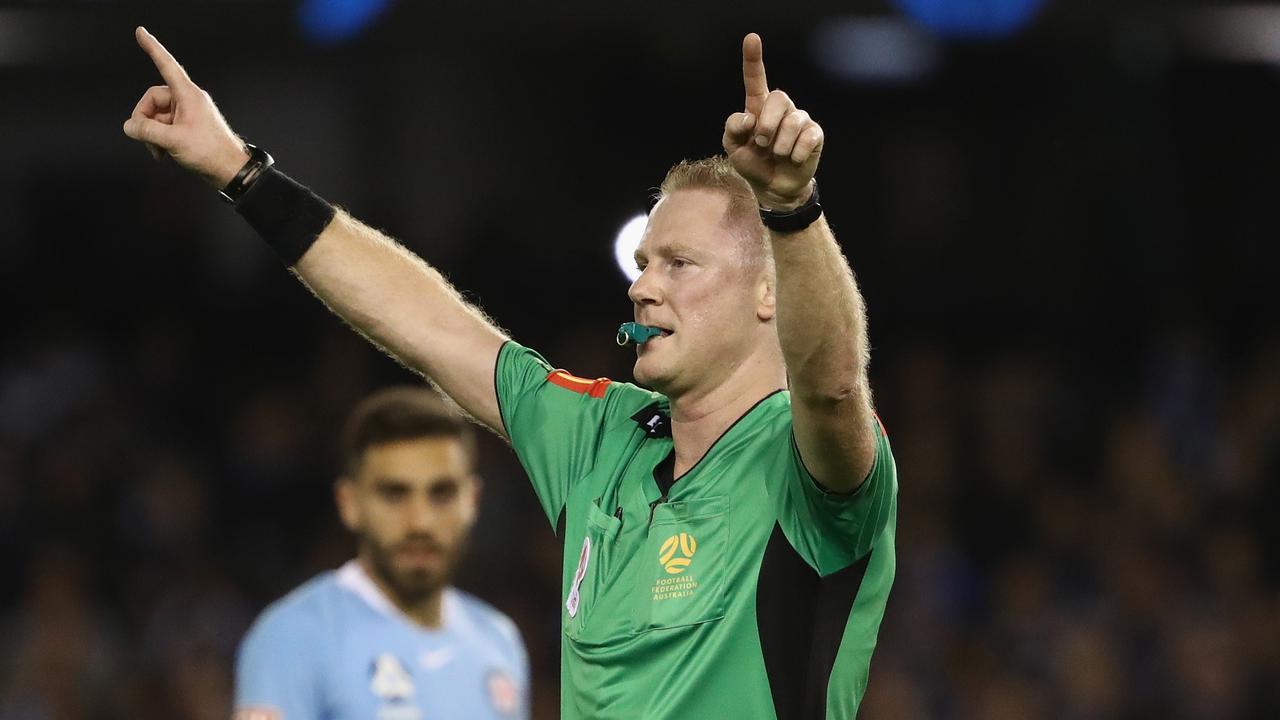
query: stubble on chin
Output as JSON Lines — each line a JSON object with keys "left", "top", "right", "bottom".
{"left": 365, "top": 541, "right": 443, "bottom": 605}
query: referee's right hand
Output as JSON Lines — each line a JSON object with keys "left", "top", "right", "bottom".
{"left": 122, "top": 26, "right": 250, "bottom": 190}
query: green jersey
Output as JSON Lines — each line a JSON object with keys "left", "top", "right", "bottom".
{"left": 495, "top": 340, "right": 897, "bottom": 719}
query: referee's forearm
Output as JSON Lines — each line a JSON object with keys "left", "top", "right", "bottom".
{"left": 290, "top": 210, "right": 509, "bottom": 430}
{"left": 771, "top": 216, "right": 870, "bottom": 407}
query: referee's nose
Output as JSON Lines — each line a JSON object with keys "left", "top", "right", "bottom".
{"left": 628, "top": 266, "right": 661, "bottom": 308}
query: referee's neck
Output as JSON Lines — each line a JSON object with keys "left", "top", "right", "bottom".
{"left": 667, "top": 356, "right": 785, "bottom": 478}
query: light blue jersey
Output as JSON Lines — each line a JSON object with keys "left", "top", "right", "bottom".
{"left": 234, "top": 561, "right": 529, "bottom": 720}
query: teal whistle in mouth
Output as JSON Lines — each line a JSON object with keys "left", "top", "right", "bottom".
{"left": 617, "top": 322, "right": 663, "bottom": 346}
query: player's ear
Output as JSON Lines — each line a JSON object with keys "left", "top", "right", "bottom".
{"left": 464, "top": 474, "right": 484, "bottom": 516}
{"left": 335, "top": 476, "right": 362, "bottom": 531}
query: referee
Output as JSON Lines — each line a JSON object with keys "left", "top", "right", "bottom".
{"left": 124, "top": 28, "right": 897, "bottom": 720}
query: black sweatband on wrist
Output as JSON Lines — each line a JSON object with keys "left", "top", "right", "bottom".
{"left": 759, "top": 180, "right": 822, "bottom": 234}
{"left": 220, "top": 143, "right": 273, "bottom": 204}
{"left": 234, "top": 166, "right": 336, "bottom": 266}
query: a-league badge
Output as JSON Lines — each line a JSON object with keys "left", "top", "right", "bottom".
{"left": 486, "top": 668, "right": 520, "bottom": 716}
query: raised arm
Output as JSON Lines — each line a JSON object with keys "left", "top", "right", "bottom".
{"left": 722, "top": 33, "right": 877, "bottom": 493}
{"left": 121, "top": 27, "right": 508, "bottom": 434}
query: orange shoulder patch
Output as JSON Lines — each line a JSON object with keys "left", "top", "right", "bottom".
{"left": 547, "top": 370, "right": 611, "bottom": 399}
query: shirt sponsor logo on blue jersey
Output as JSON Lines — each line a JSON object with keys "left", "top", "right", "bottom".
{"left": 371, "top": 653, "right": 420, "bottom": 720}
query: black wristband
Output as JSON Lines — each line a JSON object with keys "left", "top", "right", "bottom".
{"left": 234, "top": 166, "right": 336, "bottom": 266}
{"left": 759, "top": 181, "right": 822, "bottom": 234}
{"left": 219, "top": 143, "right": 273, "bottom": 204}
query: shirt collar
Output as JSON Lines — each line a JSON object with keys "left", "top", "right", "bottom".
{"left": 335, "top": 560, "right": 457, "bottom": 630}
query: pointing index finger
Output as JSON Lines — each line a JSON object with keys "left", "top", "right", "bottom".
{"left": 742, "top": 32, "right": 768, "bottom": 116}
{"left": 135, "top": 26, "right": 192, "bottom": 89}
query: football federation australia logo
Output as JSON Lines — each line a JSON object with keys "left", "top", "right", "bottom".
{"left": 658, "top": 532, "right": 697, "bottom": 574}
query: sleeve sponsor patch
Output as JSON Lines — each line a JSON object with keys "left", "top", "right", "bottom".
{"left": 233, "top": 708, "right": 282, "bottom": 720}
{"left": 546, "top": 370, "right": 611, "bottom": 399}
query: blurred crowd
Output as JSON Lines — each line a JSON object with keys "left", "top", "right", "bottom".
{"left": 1, "top": 306, "right": 1276, "bottom": 719}
{"left": 861, "top": 337, "right": 1280, "bottom": 719}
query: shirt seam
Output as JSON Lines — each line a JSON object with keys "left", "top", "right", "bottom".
{"left": 791, "top": 424, "right": 880, "bottom": 501}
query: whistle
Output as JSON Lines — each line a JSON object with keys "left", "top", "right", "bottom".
{"left": 616, "top": 322, "right": 663, "bottom": 346}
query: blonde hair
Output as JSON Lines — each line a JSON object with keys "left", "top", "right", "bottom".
{"left": 657, "top": 156, "right": 770, "bottom": 268}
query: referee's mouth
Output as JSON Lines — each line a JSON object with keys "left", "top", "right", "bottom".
{"left": 638, "top": 327, "right": 674, "bottom": 350}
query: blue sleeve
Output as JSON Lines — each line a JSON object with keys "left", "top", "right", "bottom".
{"left": 234, "top": 600, "right": 328, "bottom": 720}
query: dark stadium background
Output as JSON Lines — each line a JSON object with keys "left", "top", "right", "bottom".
{"left": 2, "top": 1, "right": 1279, "bottom": 718}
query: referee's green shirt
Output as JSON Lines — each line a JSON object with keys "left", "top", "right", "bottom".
{"left": 495, "top": 340, "right": 897, "bottom": 720}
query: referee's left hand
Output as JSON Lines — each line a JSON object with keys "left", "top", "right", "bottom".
{"left": 122, "top": 26, "right": 251, "bottom": 190}
{"left": 722, "top": 33, "right": 823, "bottom": 212}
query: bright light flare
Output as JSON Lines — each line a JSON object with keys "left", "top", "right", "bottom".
{"left": 613, "top": 214, "right": 648, "bottom": 283}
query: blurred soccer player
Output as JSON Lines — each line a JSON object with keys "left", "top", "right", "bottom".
{"left": 126, "top": 28, "right": 897, "bottom": 719}
{"left": 233, "top": 388, "right": 528, "bottom": 720}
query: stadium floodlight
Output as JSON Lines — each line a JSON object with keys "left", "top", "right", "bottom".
{"left": 892, "top": 0, "right": 1046, "bottom": 40}
{"left": 299, "top": 0, "right": 394, "bottom": 45}
{"left": 812, "top": 17, "right": 940, "bottom": 85}
{"left": 614, "top": 213, "right": 648, "bottom": 283}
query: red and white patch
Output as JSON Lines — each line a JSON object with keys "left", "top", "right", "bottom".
{"left": 234, "top": 708, "right": 281, "bottom": 720}
{"left": 486, "top": 669, "right": 521, "bottom": 716}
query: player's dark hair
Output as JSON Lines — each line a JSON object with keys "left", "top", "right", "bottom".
{"left": 340, "top": 386, "right": 476, "bottom": 474}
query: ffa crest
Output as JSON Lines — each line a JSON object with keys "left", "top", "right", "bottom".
{"left": 659, "top": 532, "right": 697, "bottom": 574}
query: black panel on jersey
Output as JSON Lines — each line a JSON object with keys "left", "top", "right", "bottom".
{"left": 756, "top": 523, "right": 871, "bottom": 719}
{"left": 653, "top": 449, "right": 677, "bottom": 497}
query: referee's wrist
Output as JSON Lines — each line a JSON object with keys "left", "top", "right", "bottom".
{"left": 226, "top": 148, "right": 336, "bottom": 266}
{"left": 759, "top": 180, "right": 822, "bottom": 234}
{"left": 212, "top": 144, "right": 252, "bottom": 190}
{"left": 757, "top": 181, "right": 815, "bottom": 213}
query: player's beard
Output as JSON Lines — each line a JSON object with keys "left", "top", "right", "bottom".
{"left": 362, "top": 533, "right": 469, "bottom": 606}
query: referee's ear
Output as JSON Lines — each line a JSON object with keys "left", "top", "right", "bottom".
{"left": 756, "top": 273, "right": 776, "bottom": 322}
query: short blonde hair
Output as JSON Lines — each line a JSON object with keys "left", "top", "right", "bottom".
{"left": 657, "top": 156, "right": 769, "bottom": 265}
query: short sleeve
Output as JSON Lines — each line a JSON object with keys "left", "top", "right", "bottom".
{"left": 494, "top": 340, "right": 617, "bottom": 527}
{"left": 775, "top": 415, "right": 898, "bottom": 576}
{"left": 234, "top": 603, "right": 326, "bottom": 720}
